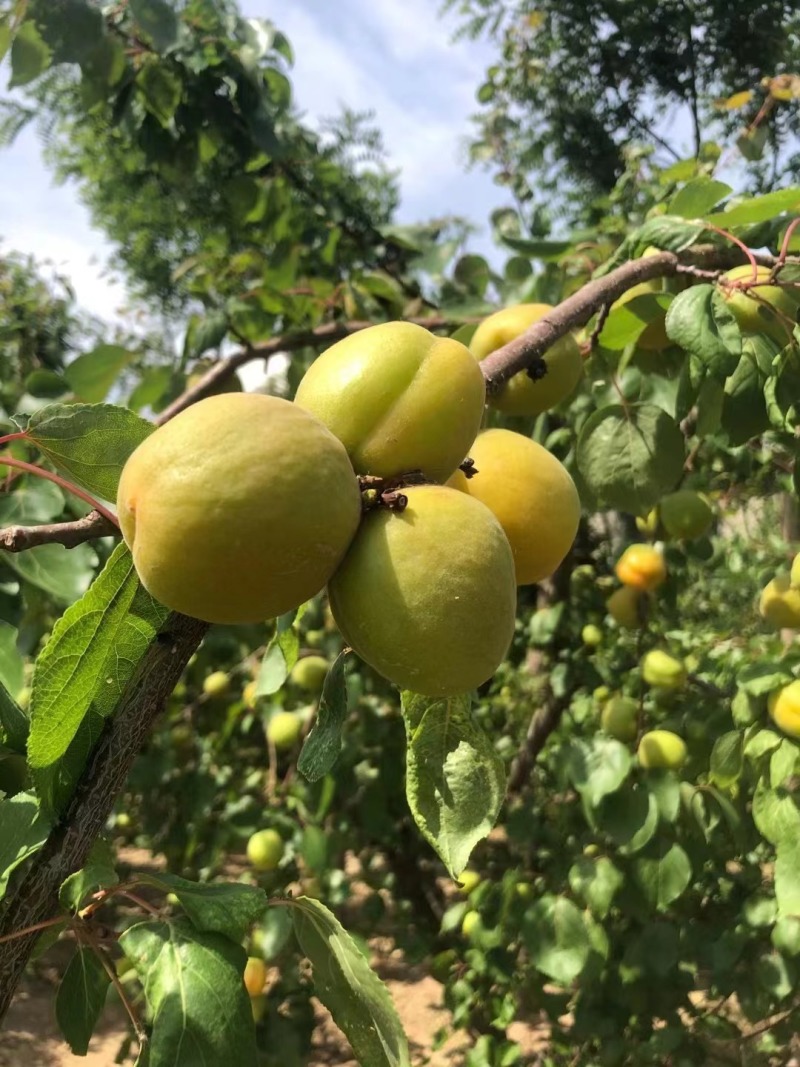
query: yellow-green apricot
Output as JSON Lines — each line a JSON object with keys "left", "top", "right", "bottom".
{"left": 601, "top": 696, "right": 639, "bottom": 742}
{"left": 637, "top": 730, "right": 687, "bottom": 770}
{"left": 791, "top": 553, "right": 800, "bottom": 589}
{"left": 447, "top": 429, "right": 580, "bottom": 585}
{"left": 721, "top": 264, "right": 800, "bottom": 344}
{"left": 243, "top": 957, "right": 268, "bottom": 997}
{"left": 659, "top": 490, "right": 713, "bottom": 540}
{"left": 117, "top": 394, "right": 361, "bottom": 625}
{"left": 328, "top": 485, "right": 516, "bottom": 697}
{"left": 606, "top": 586, "right": 650, "bottom": 629}
{"left": 289, "top": 655, "right": 329, "bottom": 693}
{"left": 641, "top": 650, "right": 687, "bottom": 690}
{"left": 266, "top": 711, "right": 302, "bottom": 751}
{"left": 469, "top": 304, "right": 583, "bottom": 416}
{"left": 294, "top": 321, "right": 485, "bottom": 482}
{"left": 759, "top": 574, "right": 800, "bottom": 629}
{"left": 769, "top": 680, "right": 800, "bottom": 739}
{"left": 246, "top": 829, "right": 284, "bottom": 871}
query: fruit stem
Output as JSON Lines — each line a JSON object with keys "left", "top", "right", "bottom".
{"left": 0, "top": 432, "right": 28, "bottom": 450}
{"left": 0, "top": 456, "right": 120, "bottom": 529}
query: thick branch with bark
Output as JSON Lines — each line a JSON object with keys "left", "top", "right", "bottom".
{"left": 0, "top": 613, "right": 209, "bottom": 1019}
{"left": 0, "top": 511, "right": 116, "bottom": 552}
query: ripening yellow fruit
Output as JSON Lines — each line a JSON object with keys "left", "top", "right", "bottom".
{"left": 601, "top": 696, "right": 639, "bottom": 742}
{"left": 243, "top": 680, "right": 259, "bottom": 709}
{"left": 117, "top": 395, "right": 361, "bottom": 625}
{"left": 636, "top": 508, "right": 660, "bottom": 537}
{"left": 615, "top": 544, "right": 667, "bottom": 591}
{"left": 458, "top": 870, "right": 481, "bottom": 895}
{"left": 266, "top": 711, "right": 302, "bottom": 751}
{"left": 721, "top": 265, "right": 800, "bottom": 344}
{"left": 246, "top": 829, "right": 284, "bottom": 871}
{"left": 769, "top": 680, "right": 800, "bottom": 738}
{"left": 641, "top": 650, "right": 687, "bottom": 690}
{"left": 469, "top": 304, "right": 583, "bottom": 416}
{"left": 606, "top": 586, "right": 650, "bottom": 629}
{"left": 637, "top": 730, "right": 687, "bottom": 770}
{"left": 659, "top": 490, "right": 714, "bottom": 540}
{"left": 243, "top": 957, "right": 268, "bottom": 997}
{"left": 791, "top": 554, "right": 800, "bottom": 589}
{"left": 582, "top": 624, "right": 603, "bottom": 648}
{"left": 446, "top": 429, "right": 580, "bottom": 584}
{"left": 289, "top": 656, "right": 329, "bottom": 693}
{"left": 202, "top": 671, "right": 230, "bottom": 698}
{"left": 461, "top": 910, "right": 482, "bottom": 938}
{"left": 250, "top": 994, "right": 268, "bottom": 1024}
{"left": 294, "top": 321, "right": 485, "bottom": 482}
{"left": 759, "top": 574, "right": 800, "bottom": 629}
{"left": 328, "top": 486, "right": 516, "bottom": 697}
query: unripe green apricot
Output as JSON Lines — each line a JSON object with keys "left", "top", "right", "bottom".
{"left": 641, "top": 650, "right": 686, "bottom": 690}
{"left": 290, "top": 656, "right": 329, "bottom": 693}
{"left": 117, "top": 395, "right": 361, "bottom": 625}
{"left": 461, "top": 910, "right": 482, "bottom": 938}
{"left": 203, "top": 670, "right": 230, "bottom": 698}
{"left": 721, "top": 265, "right": 800, "bottom": 344}
{"left": 266, "top": 711, "right": 302, "bottom": 751}
{"left": 659, "top": 490, "right": 713, "bottom": 540}
{"left": 759, "top": 574, "right": 800, "bottom": 629}
{"left": 16, "top": 686, "right": 31, "bottom": 710}
{"left": 294, "top": 321, "right": 485, "bottom": 482}
{"left": 469, "top": 303, "right": 583, "bottom": 416}
{"left": 637, "top": 730, "right": 687, "bottom": 770}
{"left": 593, "top": 685, "right": 611, "bottom": 704}
{"left": 601, "top": 696, "right": 639, "bottom": 742}
{"left": 247, "top": 829, "right": 284, "bottom": 871}
{"left": 328, "top": 486, "right": 516, "bottom": 697}
{"left": 606, "top": 586, "right": 650, "bottom": 629}
{"left": 582, "top": 624, "right": 603, "bottom": 648}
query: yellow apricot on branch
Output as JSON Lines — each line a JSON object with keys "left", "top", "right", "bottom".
{"left": 243, "top": 957, "right": 268, "bottom": 997}
{"left": 266, "top": 711, "right": 303, "bottom": 751}
{"left": 641, "top": 650, "right": 687, "bottom": 690}
{"left": 769, "top": 680, "right": 800, "bottom": 739}
{"left": 615, "top": 544, "right": 667, "bottom": 592}
{"left": 601, "top": 696, "right": 639, "bottom": 742}
{"left": 328, "top": 485, "right": 516, "bottom": 697}
{"left": 117, "top": 395, "right": 361, "bottom": 625}
{"left": 446, "top": 429, "right": 580, "bottom": 585}
{"left": 294, "top": 321, "right": 485, "bottom": 483}
{"left": 246, "top": 829, "right": 284, "bottom": 871}
{"left": 290, "top": 656, "right": 329, "bottom": 693}
{"left": 469, "top": 303, "right": 583, "bottom": 416}
{"left": 759, "top": 574, "right": 800, "bottom": 629}
{"left": 720, "top": 264, "right": 800, "bottom": 344}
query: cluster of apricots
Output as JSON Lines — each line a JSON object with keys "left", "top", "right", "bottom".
{"left": 117, "top": 308, "right": 583, "bottom": 697}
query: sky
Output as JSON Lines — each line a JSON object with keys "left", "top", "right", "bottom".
{"left": 0, "top": 0, "right": 502, "bottom": 323}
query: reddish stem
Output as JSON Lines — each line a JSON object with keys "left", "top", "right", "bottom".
{"left": 0, "top": 432, "right": 28, "bottom": 450}
{"left": 0, "top": 456, "right": 119, "bottom": 528}
{"left": 777, "top": 218, "right": 800, "bottom": 270}
{"left": 706, "top": 226, "right": 759, "bottom": 278}
{"left": 0, "top": 915, "right": 64, "bottom": 946}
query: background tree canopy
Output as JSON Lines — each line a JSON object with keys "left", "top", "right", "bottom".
{"left": 447, "top": 0, "right": 800, "bottom": 225}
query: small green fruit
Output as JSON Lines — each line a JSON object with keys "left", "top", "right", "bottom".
{"left": 461, "top": 910, "right": 482, "bottom": 938}
{"left": 458, "top": 870, "right": 481, "bottom": 895}
{"left": 16, "top": 686, "right": 31, "bottom": 710}
{"left": 266, "top": 711, "right": 302, "bottom": 751}
{"left": 582, "top": 624, "right": 603, "bottom": 648}
{"left": 247, "top": 829, "right": 284, "bottom": 871}
{"left": 250, "top": 994, "right": 268, "bottom": 1023}
{"left": 641, "top": 650, "right": 686, "bottom": 690}
{"left": 637, "top": 730, "right": 687, "bottom": 770}
{"left": 593, "top": 685, "right": 611, "bottom": 704}
{"left": 600, "top": 696, "right": 639, "bottom": 742}
{"left": 203, "top": 671, "right": 230, "bottom": 698}
{"left": 305, "top": 629, "right": 325, "bottom": 648}
{"left": 659, "top": 490, "right": 713, "bottom": 540}
{"left": 289, "top": 656, "right": 329, "bottom": 693}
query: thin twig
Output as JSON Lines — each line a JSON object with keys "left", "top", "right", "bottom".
{"left": 0, "top": 511, "right": 117, "bottom": 552}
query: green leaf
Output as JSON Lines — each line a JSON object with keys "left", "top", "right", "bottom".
{"left": 401, "top": 691, "right": 505, "bottom": 878}
{"left": 120, "top": 919, "right": 257, "bottom": 1067}
{"left": 576, "top": 404, "right": 685, "bottom": 515}
{"left": 568, "top": 856, "right": 623, "bottom": 919}
{"left": 184, "top": 312, "right": 228, "bottom": 360}
{"left": 665, "top": 285, "right": 741, "bottom": 378}
{"left": 298, "top": 650, "right": 349, "bottom": 782}
{"left": 753, "top": 775, "right": 800, "bottom": 847}
{"left": 0, "top": 23, "right": 11, "bottom": 63}
{"left": 500, "top": 237, "right": 572, "bottom": 260}
{"left": 0, "top": 791, "right": 51, "bottom": 901}
{"left": 28, "top": 543, "right": 169, "bottom": 815}
{"left": 706, "top": 188, "right": 800, "bottom": 228}
{"left": 26, "top": 403, "right": 153, "bottom": 505}
{"left": 136, "top": 873, "right": 268, "bottom": 942}
{"left": 634, "top": 842, "right": 692, "bottom": 909}
{"left": 710, "top": 731, "right": 744, "bottom": 789}
{"left": 129, "top": 0, "right": 179, "bottom": 53}
{"left": 64, "top": 345, "right": 136, "bottom": 403}
{"left": 0, "top": 681, "right": 29, "bottom": 753}
{"left": 55, "top": 947, "right": 111, "bottom": 1055}
{"left": 9, "top": 20, "right": 51, "bottom": 88}
{"left": 59, "top": 838, "right": 119, "bottom": 912}
{"left": 453, "top": 255, "right": 490, "bottom": 297}
{"left": 521, "top": 895, "right": 591, "bottom": 985}
{"left": 567, "top": 737, "right": 632, "bottom": 808}
{"left": 0, "top": 620, "right": 23, "bottom": 698}
{"left": 137, "top": 62, "right": 182, "bottom": 127}
{"left": 668, "top": 177, "right": 732, "bottom": 218}
{"left": 599, "top": 293, "right": 671, "bottom": 351}
{"left": 596, "top": 784, "right": 659, "bottom": 853}
{"left": 633, "top": 216, "right": 705, "bottom": 252}
{"left": 291, "top": 896, "right": 410, "bottom": 1067}
{"left": 25, "top": 369, "right": 70, "bottom": 398}
{"left": 251, "top": 907, "right": 292, "bottom": 962}
{"left": 722, "top": 343, "right": 770, "bottom": 445}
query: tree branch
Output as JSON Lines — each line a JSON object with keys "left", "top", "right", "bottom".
{"left": 0, "top": 612, "right": 209, "bottom": 1020}
{"left": 0, "top": 511, "right": 117, "bottom": 552}
{"left": 507, "top": 691, "right": 570, "bottom": 793}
